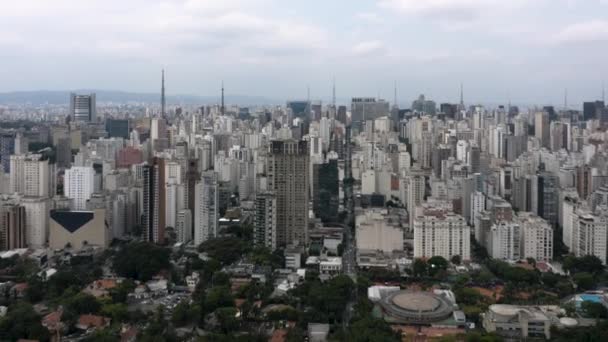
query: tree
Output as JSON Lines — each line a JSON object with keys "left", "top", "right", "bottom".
{"left": 292, "top": 275, "right": 354, "bottom": 323}
{"left": 563, "top": 255, "right": 604, "bottom": 275}
{"left": 172, "top": 301, "right": 200, "bottom": 326}
{"left": 203, "top": 286, "right": 235, "bottom": 315}
{"left": 573, "top": 272, "right": 595, "bottom": 291}
{"left": 84, "top": 328, "right": 120, "bottom": 342}
{"left": 541, "top": 272, "right": 560, "bottom": 288}
{"left": 451, "top": 255, "right": 462, "bottom": 265}
{"left": 551, "top": 321, "right": 608, "bottom": 341}
{"left": 428, "top": 256, "right": 449, "bottom": 276}
{"left": 100, "top": 303, "right": 128, "bottom": 322}
{"left": 412, "top": 259, "right": 428, "bottom": 277}
{"left": 581, "top": 301, "right": 608, "bottom": 319}
{"left": 454, "top": 287, "right": 485, "bottom": 306}
{"left": 199, "top": 237, "right": 250, "bottom": 266}
{"left": 345, "top": 316, "right": 400, "bottom": 341}
{"left": 215, "top": 307, "right": 239, "bottom": 333}
{"left": 109, "top": 279, "right": 136, "bottom": 303}
{"left": 337, "top": 243, "right": 345, "bottom": 256}
{"left": 0, "top": 302, "right": 50, "bottom": 342}
{"left": 66, "top": 292, "right": 101, "bottom": 315}
{"left": 47, "top": 269, "right": 85, "bottom": 298}
{"left": 113, "top": 242, "right": 170, "bottom": 281}
{"left": 25, "top": 275, "right": 45, "bottom": 302}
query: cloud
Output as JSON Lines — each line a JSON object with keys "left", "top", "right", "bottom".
{"left": 378, "top": 0, "right": 533, "bottom": 30}
{"left": 352, "top": 40, "right": 386, "bottom": 56}
{"left": 379, "top": 0, "right": 495, "bottom": 19}
{"left": 0, "top": 0, "right": 328, "bottom": 63}
{"left": 553, "top": 20, "right": 608, "bottom": 43}
{"left": 355, "top": 12, "right": 381, "bottom": 22}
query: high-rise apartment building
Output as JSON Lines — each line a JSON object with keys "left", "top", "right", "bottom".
{"left": 571, "top": 210, "right": 608, "bottom": 264}
{"left": 0, "top": 204, "right": 26, "bottom": 250}
{"left": 489, "top": 221, "right": 521, "bottom": 261}
{"left": 413, "top": 205, "right": 471, "bottom": 261}
{"left": 312, "top": 159, "right": 339, "bottom": 222}
{"left": 254, "top": 192, "right": 277, "bottom": 250}
{"left": 407, "top": 172, "right": 426, "bottom": 226}
{"left": 267, "top": 140, "right": 309, "bottom": 247}
{"left": 534, "top": 171, "right": 559, "bottom": 227}
{"left": 142, "top": 158, "right": 166, "bottom": 244}
{"left": 0, "top": 133, "right": 15, "bottom": 173}
{"left": 194, "top": 171, "right": 218, "bottom": 245}
{"left": 70, "top": 93, "right": 97, "bottom": 122}
{"left": 64, "top": 166, "right": 95, "bottom": 210}
{"left": 10, "top": 154, "right": 50, "bottom": 197}
{"left": 518, "top": 212, "right": 553, "bottom": 262}
{"left": 21, "top": 197, "right": 49, "bottom": 248}
{"left": 534, "top": 111, "right": 550, "bottom": 149}
{"left": 175, "top": 209, "right": 192, "bottom": 244}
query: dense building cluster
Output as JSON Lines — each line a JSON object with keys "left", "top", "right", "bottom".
{"left": 2, "top": 77, "right": 608, "bottom": 341}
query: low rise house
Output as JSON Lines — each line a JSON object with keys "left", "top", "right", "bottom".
{"left": 319, "top": 257, "right": 342, "bottom": 275}
{"left": 76, "top": 314, "right": 110, "bottom": 331}
{"left": 482, "top": 305, "right": 551, "bottom": 340}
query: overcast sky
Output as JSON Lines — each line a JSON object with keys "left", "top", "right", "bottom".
{"left": 1, "top": 0, "right": 608, "bottom": 106}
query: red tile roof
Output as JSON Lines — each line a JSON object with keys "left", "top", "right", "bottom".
{"left": 77, "top": 314, "right": 110, "bottom": 329}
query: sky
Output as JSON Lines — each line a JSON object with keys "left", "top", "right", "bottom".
{"left": 1, "top": 0, "right": 608, "bottom": 106}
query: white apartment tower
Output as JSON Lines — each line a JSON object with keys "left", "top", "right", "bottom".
{"left": 413, "top": 206, "right": 471, "bottom": 261}
{"left": 64, "top": 166, "right": 95, "bottom": 210}
{"left": 407, "top": 173, "right": 425, "bottom": 226}
{"left": 21, "top": 197, "right": 50, "bottom": 248}
{"left": 176, "top": 209, "right": 192, "bottom": 243}
{"left": 489, "top": 222, "right": 521, "bottom": 261}
{"left": 10, "top": 154, "right": 50, "bottom": 197}
{"left": 518, "top": 212, "right": 553, "bottom": 262}
{"left": 194, "top": 171, "right": 218, "bottom": 245}
{"left": 572, "top": 211, "right": 607, "bottom": 264}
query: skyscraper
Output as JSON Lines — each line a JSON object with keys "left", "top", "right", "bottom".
{"left": 535, "top": 111, "right": 550, "bottom": 149}
{"left": 254, "top": 192, "right": 277, "bottom": 250}
{"left": 0, "top": 204, "right": 26, "bottom": 250}
{"left": 105, "top": 119, "right": 130, "bottom": 139}
{"left": 312, "top": 159, "right": 339, "bottom": 222}
{"left": 194, "top": 171, "right": 218, "bottom": 245}
{"left": 0, "top": 133, "right": 15, "bottom": 173}
{"left": 351, "top": 98, "right": 390, "bottom": 123}
{"left": 64, "top": 166, "right": 95, "bottom": 210}
{"left": 286, "top": 100, "right": 311, "bottom": 119}
{"left": 534, "top": 171, "right": 559, "bottom": 227}
{"left": 583, "top": 101, "right": 604, "bottom": 121}
{"left": 407, "top": 172, "right": 426, "bottom": 226}
{"left": 161, "top": 69, "right": 166, "bottom": 118}
{"left": 70, "top": 93, "right": 97, "bottom": 122}
{"left": 21, "top": 197, "right": 49, "bottom": 248}
{"left": 10, "top": 153, "right": 50, "bottom": 197}
{"left": 175, "top": 209, "right": 192, "bottom": 243}
{"left": 142, "top": 158, "right": 166, "bottom": 244}
{"left": 267, "top": 140, "right": 309, "bottom": 247}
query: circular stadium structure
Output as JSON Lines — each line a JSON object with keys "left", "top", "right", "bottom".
{"left": 379, "top": 291, "right": 454, "bottom": 324}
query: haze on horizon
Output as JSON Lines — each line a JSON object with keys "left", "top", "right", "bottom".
{"left": 1, "top": 0, "right": 608, "bottom": 106}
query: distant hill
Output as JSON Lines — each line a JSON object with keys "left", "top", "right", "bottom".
{"left": 0, "top": 90, "right": 279, "bottom": 106}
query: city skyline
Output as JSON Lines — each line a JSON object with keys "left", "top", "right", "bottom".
{"left": 1, "top": 0, "right": 608, "bottom": 104}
